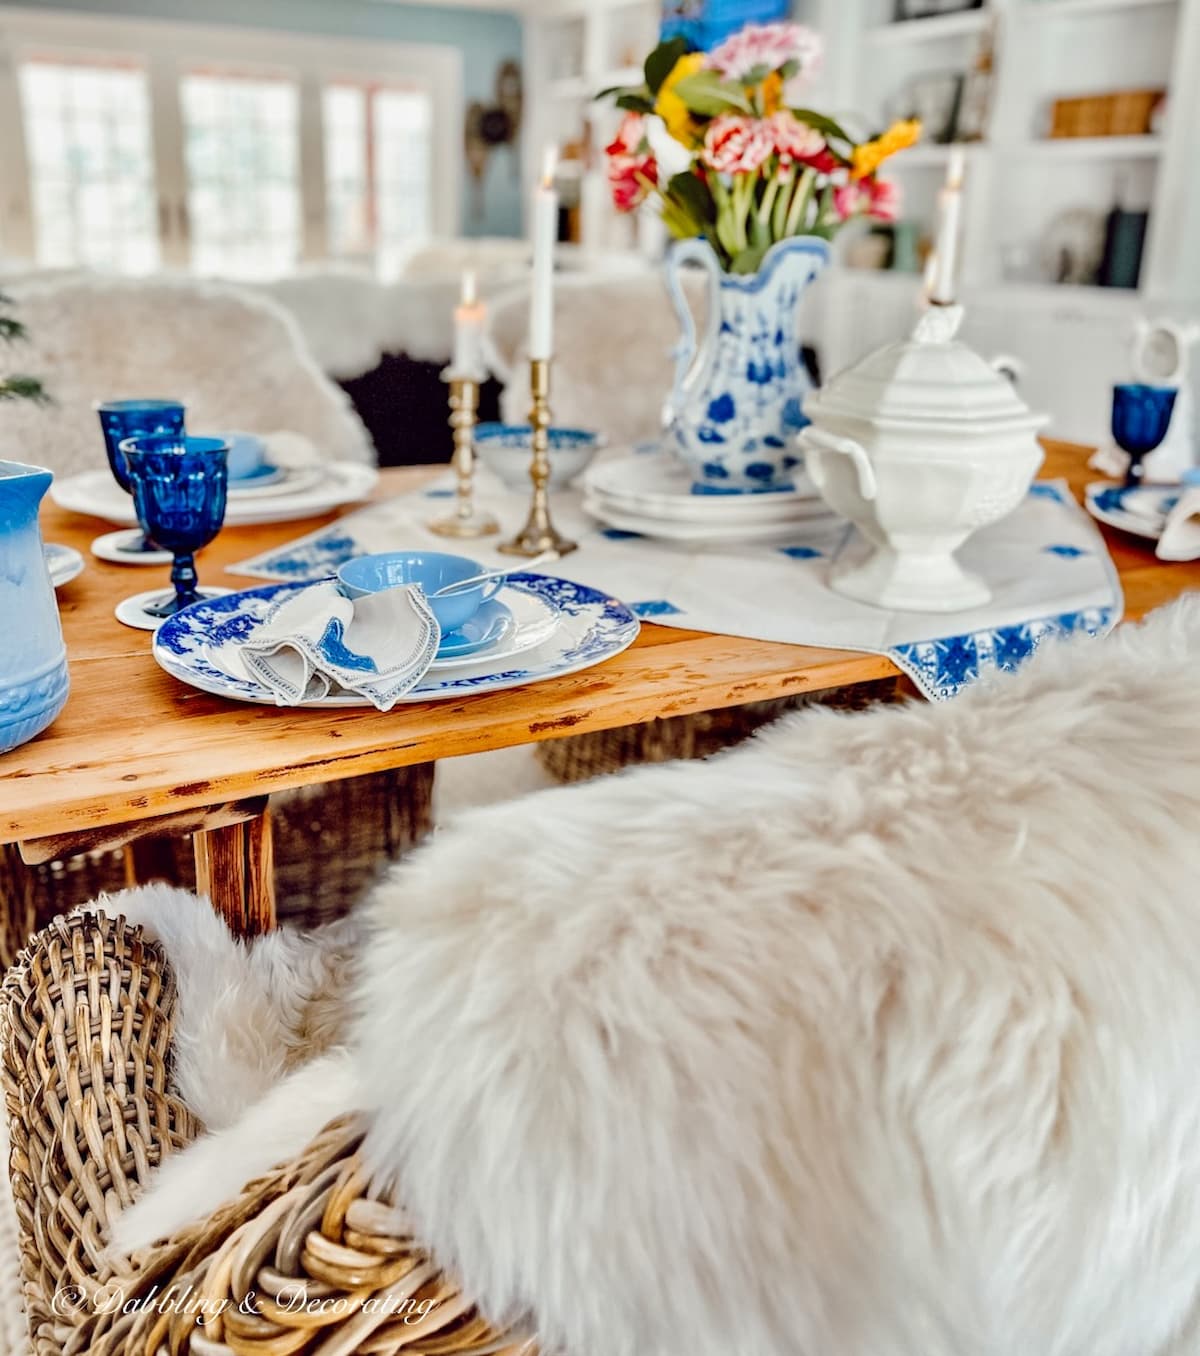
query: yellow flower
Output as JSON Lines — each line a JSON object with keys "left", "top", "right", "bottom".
{"left": 851, "top": 118, "right": 922, "bottom": 180}
{"left": 760, "top": 71, "right": 783, "bottom": 117}
{"left": 654, "top": 51, "right": 706, "bottom": 149}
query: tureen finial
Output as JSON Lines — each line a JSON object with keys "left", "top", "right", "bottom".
{"left": 912, "top": 303, "right": 965, "bottom": 345}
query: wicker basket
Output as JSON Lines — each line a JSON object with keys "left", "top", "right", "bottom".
{"left": 536, "top": 680, "right": 904, "bottom": 783}
{"left": 2, "top": 912, "right": 532, "bottom": 1356}
{"left": 0, "top": 766, "right": 435, "bottom": 969}
{"left": 1049, "top": 89, "right": 1162, "bottom": 138}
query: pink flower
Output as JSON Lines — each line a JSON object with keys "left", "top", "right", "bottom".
{"left": 608, "top": 111, "right": 647, "bottom": 156}
{"left": 867, "top": 177, "right": 900, "bottom": 222}
{"left": 833, "top": 183, "right": 867, "bottom": 220}
{"left": 707, "top": 23, "right": 824, "bottom": 84}
{"left": 605, "top": 113, "right": 657, "bottom": 212}
{"left": 702, "top": 115, "right": 775, "bottom": 176}
{"left": 769, "top": 112, "right": 825, "bottom": 168}
{"left": 833, "top": 177, "right": 902, "bottom": 223}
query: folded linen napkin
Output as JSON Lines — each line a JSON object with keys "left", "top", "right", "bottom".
{"left": 239, "top": 581, "right": 440, "bottom": 708}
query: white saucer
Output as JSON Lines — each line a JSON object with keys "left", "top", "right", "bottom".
{"left": 91, "top": 529, "right": 174, "bottom": 566}
{"left": 44, "top": 542, "right": 84, "bottom": 588}
{"left": 115, "top": 587, "right": 232, "bottom": 632}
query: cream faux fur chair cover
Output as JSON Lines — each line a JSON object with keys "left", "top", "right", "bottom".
{"left": 486, "top": 271, "right": 711, "bottom": 446}
{"left": 100, "top": 596, "right": 1200, "bottom": 1356}
{"left": 0, "top": 273, "right": 373, "bottom": 476}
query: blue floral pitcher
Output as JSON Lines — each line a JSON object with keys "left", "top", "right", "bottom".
{"left": 664, "top": 234, "right": 828, "bottom": 493}
{"left": 0, "top": 462, "right": 69, "bottom": 754}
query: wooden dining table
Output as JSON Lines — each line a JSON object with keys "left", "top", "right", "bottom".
{"left": 1, "top": 439, "right": 1194, "bottom": 935}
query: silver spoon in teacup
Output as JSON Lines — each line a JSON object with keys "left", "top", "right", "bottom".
{"left": 429, "top": 549, "right": 561, "bottom": 598}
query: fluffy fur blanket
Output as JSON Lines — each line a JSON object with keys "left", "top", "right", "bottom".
{"left": 101, "top": 596, "right": 1200, "bottom": 1356}
{"left": 0, "top": 273, "right": 373, "bottom": 477}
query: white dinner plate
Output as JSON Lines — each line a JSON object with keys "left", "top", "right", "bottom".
{"left": 583, "top": 495, "right": 837, "bottom": 543}
{"left": 51, "top": 462, "right": 379, "bottom": 528}
{"left": 226, "top": 464, "right": 324, "bottom": 499}
{"left": 585, "top": 447, "right": 822, "bottom": 524}
{"left": 152, "top": 574, "right": 638, "bottom": 707}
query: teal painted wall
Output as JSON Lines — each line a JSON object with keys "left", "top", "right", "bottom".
{"left": 20, "top": 0, "right": 524, "bottom": 237}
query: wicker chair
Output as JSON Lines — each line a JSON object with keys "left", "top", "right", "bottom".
{"left": 2, "top": 911, "right": 532, "bottom": 1356}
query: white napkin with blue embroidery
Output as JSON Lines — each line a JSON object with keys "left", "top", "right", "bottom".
{"left": 239, "top": 580, "right": 440, "bottom": 709}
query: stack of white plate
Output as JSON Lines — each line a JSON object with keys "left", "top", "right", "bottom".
{"left": 52, "top": 461, "right": 378, "bottom": 528}
{"left": 582, "top": 446, "right": 834, "bottom": 543}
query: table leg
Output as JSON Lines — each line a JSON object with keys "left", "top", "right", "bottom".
{"left": 193, "top": 807, "right": 276, "bottom": 936}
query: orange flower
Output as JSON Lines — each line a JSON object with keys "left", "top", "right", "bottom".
{"left": 851, "top": 118, "right": 921, "bottom": 180}
{"left": 760, "top": 71, "right": 783, "bottom": 117}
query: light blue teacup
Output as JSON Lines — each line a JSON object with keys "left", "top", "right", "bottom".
{"left": 336, "top": 551, "right": 501, "bottom": 635}
{"left": 221, "top": 431, "right": 268, "bottom": 481}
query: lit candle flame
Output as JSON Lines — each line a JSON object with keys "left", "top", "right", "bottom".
{"left": 541, "top": 145, "right": 558, "bottom": 190}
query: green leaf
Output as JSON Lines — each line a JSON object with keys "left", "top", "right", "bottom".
{"left": 790, "top": 107, "right": 853, "bottom": 145}
{"left": 644, "top": 36, "right": 689, "bottom": 96}
{"left": 614, "top": 92, "right": 656, "bottom": 114}
{"left": 730, "top": 243, "right": 769, "bottom": 274}
{"left": 666, "top": 170, "right": 716, "bottom": 226}
{"left": 0, "top": 375, "right": 49, "bottom": 404}
{"left": 673, "top": 71, "right": 753, "bottom": 117}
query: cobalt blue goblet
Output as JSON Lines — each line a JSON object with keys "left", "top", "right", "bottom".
{"left": 119, "top": 434, "right": 229, "bottom": 619}
{"left": 95, "top": 399, "right": 186, "bottom": 555}
{"left": 1112, "top": 383, "right": 1178, "bottom": 490}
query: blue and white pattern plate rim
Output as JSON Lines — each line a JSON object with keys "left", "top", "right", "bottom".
{"left": 1085, "top": 481, "right": 1173, "bottom": 542}
{"left": 153, "top": 574, "right": 639, "bottom": 706}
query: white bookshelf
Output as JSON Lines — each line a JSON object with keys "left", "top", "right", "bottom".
{"left": 521, "top": 0, "right": 1200, "bottom": 440}
{"left": 802, "top": 0, "right": 1200, "bottom": 439}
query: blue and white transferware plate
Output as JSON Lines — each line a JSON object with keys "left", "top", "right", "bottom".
{"left": 153, "top": 574, "right": 638, "bottom": 707}
{"left": 1084, "top": 481, "right": 1173, "bottom": 543}
{"left": 429, "top": 588, "right": 559, "bottom": 670}
{"left": 43, "top": 541, "right": 84, "bottom": 588}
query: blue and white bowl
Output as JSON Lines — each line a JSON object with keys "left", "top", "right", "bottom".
{"left": 474, "top": 424, "right": 604, "bottom": 491}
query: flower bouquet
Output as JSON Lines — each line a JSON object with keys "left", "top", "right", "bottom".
{"left": 602, "top": 23, "right": 919, "bottom": 275}
{"left": 598, "top": 22, "right": 922, "bottom": 492}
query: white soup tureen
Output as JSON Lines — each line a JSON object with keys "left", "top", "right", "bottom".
{"left": 798, "top": 305, "right": 1048, "bottom": 612}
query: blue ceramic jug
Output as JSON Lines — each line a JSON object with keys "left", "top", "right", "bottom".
{"left": 663, "top": 234, "right": 829, "bottom": 493}
{"left": 0, "top": 462, "right": 69, "bottom": 754}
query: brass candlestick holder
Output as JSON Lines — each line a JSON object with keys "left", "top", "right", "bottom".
{"left": 428, "top": 370, "right": 498, "bottom": 539}
{"left": 498, "top": 357, "right": 577, "bottom": 558}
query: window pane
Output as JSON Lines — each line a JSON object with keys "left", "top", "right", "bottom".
{"left": 181, "top": 72, "right": 300, "bottom": 279}
{"left": 17, "top": 58, "right": 159, "bottom": 274}
{"left": 323, "top": 84, "right": 369, "bottom": 260}
{"left": 373, "top": 88, "right": 432, "bottom": 280}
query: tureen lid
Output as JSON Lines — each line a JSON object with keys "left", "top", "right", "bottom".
{"left": 805, "top": 305, "right": 1044, "bottom": 429}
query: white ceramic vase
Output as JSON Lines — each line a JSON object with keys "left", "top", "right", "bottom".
{"left": 798, "top": 305, "right": 1048, "bottom": 613}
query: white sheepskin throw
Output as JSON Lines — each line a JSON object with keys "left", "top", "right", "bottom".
{"left": 0, "top": 273, "right": 373, "bottom": 476}
{"left": 107, "top": 596, "right": 1200, "bottom": 1356}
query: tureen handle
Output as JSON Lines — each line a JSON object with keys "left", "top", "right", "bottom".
{"left": 663, "top": 237, "right": 721, "bottom": 429}
{"left": 799, "top": 426, "right": 877, "bottom": 501}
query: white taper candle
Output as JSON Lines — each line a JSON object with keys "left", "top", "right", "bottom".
{"left": 529, "top": 146, "right": 559, "bottom": 361}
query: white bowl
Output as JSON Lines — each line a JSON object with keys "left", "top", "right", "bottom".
{"left": 474, "top": 424, "right": 603, "bottom": 491}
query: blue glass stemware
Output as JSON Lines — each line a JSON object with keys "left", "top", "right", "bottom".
{"left": 95, "top": 399, "right": 186, "bottom": 554}
{"left": 119, "top": 434, "right": 229, "bottom": 619}
{"left": 1112, "top": 384, "right": 1178, "bottom": 490}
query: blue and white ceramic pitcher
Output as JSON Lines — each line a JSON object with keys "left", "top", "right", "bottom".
{"left": 0, "top": 462, "right": 69, "bottom": 754}
{"left": 664, "top": 234, "right": 829, "bottom": 493}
